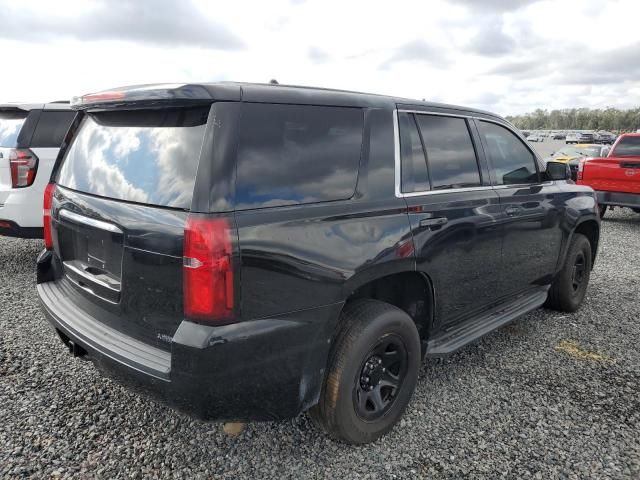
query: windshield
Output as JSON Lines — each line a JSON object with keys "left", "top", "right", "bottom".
{"left": 612, "top": 136, "right": 640, "bottom": 157}
{"left": 555, "top": 148, "right": 581, "bottom": 157}
{"left": 57, "top": 107, "right": 208, "bottom": 209}
{"left": 578, "top": 146, "right": 601, "bottom": 157}
{"left": 0, "top": 112, "right": 27, "bottom": 147}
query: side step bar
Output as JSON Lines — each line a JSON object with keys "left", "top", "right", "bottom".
{"left": 425, "top": 288, "right": 549, "bottom": 356}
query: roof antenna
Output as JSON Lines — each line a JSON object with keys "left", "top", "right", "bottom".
{"left": 269, "top": 79, "right": 279, "bottom": 85}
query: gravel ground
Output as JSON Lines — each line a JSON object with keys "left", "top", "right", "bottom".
{"left": 1, "top": 209, "right": 639, "bottom": 479}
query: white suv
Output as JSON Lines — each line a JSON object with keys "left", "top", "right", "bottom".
{"left": 0, "top": 103, "right": 76, "bottom": 238}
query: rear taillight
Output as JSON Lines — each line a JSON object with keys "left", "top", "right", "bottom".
{"left": 9, "top": 148, "right": 38, "bottom": 188}
{"left": 577, "top": 159, "right": 586, "bottom": 181}
{"left": 43, "top": 183, "right": 56, "bottom": 250}
{"left": 183, "top": 215, "right": 234, "bottom": 322}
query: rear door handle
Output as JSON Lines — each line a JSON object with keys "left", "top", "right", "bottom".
{"left": 505, "top": 206, "right": 521, "bottom": 216}
{"left": 419, "top": 217, "right": 448, "bottom": 228}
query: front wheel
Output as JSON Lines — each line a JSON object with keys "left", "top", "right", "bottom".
{"left": 545, "top": 233, "right": 592, "bottom": 312}
{"left": 310, "top": 300, "right": 421, "bottom": 444}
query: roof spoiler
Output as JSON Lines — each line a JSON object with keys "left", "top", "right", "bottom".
{"left": 71, "top": 84, "right": 215, "bottom": 110}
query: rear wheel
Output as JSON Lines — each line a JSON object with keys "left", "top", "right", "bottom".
{"left": 310, "top": 300, "right": 421, "bottom": 444}
{"left": 598, "top": 205, "right": 607, "bottom": 218}
{"left": 545, "top": 233, "right": 592, "bottom": 312}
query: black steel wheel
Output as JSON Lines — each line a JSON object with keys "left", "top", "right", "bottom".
{"left": 571, "top": 252, "right": 586, "bottom": 292}
{"left": 354, "top": 334, "right": 408, "bottom": 421}
{"left": 545, "top": 233, "right": 592, "bottom": 312}
{"left": 310, "top": 300, "right": 421, "bottom": 444}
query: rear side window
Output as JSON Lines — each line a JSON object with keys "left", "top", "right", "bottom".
{"left": 235, "top": 103, "right": 363, "bottom": 209}
{"left": 0, "top": 111, "right": 27, "bottom": 147}
{"left": 30, "top": 111, "right": 76, "bottom": 148}
{"left": 613, "top": 136, "right": 640, "bottom": 157}
{"left": 57, "top": 107, "right": 208, "bottom": 209}
{"left": 416, "top": 115, "right": 481, "bottom": 190}
{"left": 478, "top": 121, "right": 539, "bottom": 185}
{"left": 398, "top": 112, "right": 430, "bottom": 193}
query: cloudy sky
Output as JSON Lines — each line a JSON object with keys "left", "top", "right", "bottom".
{"left": 1, "top": 0, "right": 639, "bottom": 116}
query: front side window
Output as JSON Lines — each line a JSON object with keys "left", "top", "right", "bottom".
{"left": 416, "top": 115, "right": 481, "bottom": 190}
{"left": 57, "top": 107, "right": 208, "bottom": 209}
{"left": 478, "top": 121, "right": 539, "bottom": 185}
{"left": 235, "top": 103, "right": 363, "bottom": 209}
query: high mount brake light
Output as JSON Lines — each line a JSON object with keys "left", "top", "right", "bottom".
{"left": 70, "top": 84, "right": 213, "bottom": 108}
{"left": 43, "top": 183, "right": 56, "bottom": 250}
{"left": 183, "top": 216, "right": 234, "bottom": 322}
{"left": 9, "top": 148, "right": 38, "bottom": 188}
{"left": 79, "top": 91, "right": 126, "bottom": 103}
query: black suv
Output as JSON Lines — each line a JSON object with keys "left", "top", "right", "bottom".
{"left": 38, "top": 83, "right": 600, "bottom": 444}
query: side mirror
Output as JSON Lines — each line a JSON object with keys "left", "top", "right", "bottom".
{"left": 546, "top": 161, "right": 571, "bottom": 181}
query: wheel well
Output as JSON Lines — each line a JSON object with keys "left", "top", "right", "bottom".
{"left": 346, "top": 272, "right": 434, "bottom": 349}
{"left": 574, "top": 220, "right": 599, "bottom": 265}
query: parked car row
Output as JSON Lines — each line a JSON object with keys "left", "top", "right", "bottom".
{"left": 1, "top": 82, "right": 608, "bottom": 444}
{"left": 520, "top": 130, "right": 617, "bottom": 145}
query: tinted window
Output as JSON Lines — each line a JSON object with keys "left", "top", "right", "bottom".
{"left": 31, "top": 111, "right": 76, "bottom": 148}
{"left": 0, "top": 111, "right": 27, "bottom": 147}
{"left": 57, "top": 107, "right": 208, "bottom": 209}
{"left": 398, "top": 112, "right": 429, "bottom": 193}
{"left": 478, "top": 121, "right": 539, "bottom": 185}
{"left": 613, "top": 136, "right": 640, "bottom": 157}
{"left": 416, "top": 115, "right": 481, "bottom": 190}
{"left": 236, "top": 103, "right": 363, "bottom": 209}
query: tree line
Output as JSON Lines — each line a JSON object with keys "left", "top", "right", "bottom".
{"left": 505, "top": 107, "right": 640, "bottom": 132}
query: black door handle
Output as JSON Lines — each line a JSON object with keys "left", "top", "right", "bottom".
{"left": 505, "top": 206, "right": 520, "bottom": 216}
{"left": 419, "top": 217, "right": 448, "bottom": 228}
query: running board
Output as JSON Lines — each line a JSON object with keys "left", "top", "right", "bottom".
{"left": 425, "top": 288, "right": 549, "bottom": 357}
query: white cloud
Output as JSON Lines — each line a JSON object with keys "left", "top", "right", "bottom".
{"left": 0, "top": 0, "right": 639, "bottom": 115}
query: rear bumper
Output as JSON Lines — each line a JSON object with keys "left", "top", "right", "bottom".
{"left": 0, "top": 185, "right": 44, "bottom": 230}
{"left": 596, "top": 190, "right": 640, "bottom": 209}
{"left": 37, "top": 256, "right": 339, "bottom": 421}
{"left": 0, "top": 219, "right": 43, "bottom": 238}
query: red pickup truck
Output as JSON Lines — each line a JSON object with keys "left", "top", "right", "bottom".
{"left": 578, "top": 133, "right": 640, "bottom": 217}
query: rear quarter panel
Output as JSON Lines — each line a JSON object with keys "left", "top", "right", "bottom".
{"left": 234, "top": 106, "right": 412, "bottom": 322}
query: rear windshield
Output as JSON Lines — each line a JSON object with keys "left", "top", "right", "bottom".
{"left": 0, "top": 111, "right": 27, "bottom": 147}
{"left": 613, "top": 136, "right": 640, "bottom": 157}
{"left": 57, "top": 107, "right": 208, "bottom": 209}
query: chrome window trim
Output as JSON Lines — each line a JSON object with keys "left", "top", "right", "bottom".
{"left": 394, "top": 109, "right": 549, "bottom": 198}
{"left": 401, "top": 185, "right": 496, "bottom": 197}
{"left": 59, "top": 209, "right": 123, "bottom": 234}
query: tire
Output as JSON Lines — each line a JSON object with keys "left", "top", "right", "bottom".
{"left": 545, "top": 233, "right": 592, "bottom": 312}
{"left": 632, "top": 208, "right": 640, "bottom": 214}
{"left": 598, "top": 205, "right": 607, "bottom": 218}
{"left": 310, "top": 299, "right": 421, "bottom": 444}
